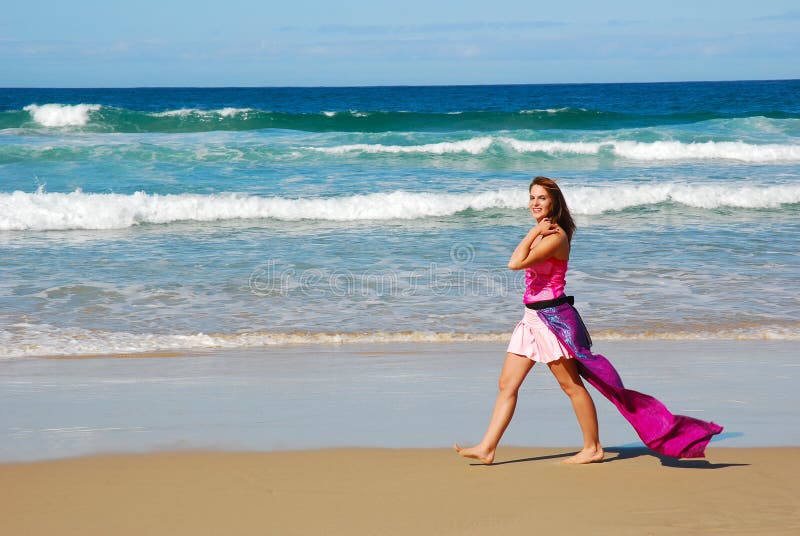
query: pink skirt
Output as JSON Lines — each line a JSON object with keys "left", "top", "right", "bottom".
{"left": 506, "top": 308, "right": 574, "bottom": 363}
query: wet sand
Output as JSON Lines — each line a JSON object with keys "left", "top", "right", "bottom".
{"left": 2, "top": 340, "right": 797, "bottom": 462}
{"left": 2, "top": 446, "right": 798, "bottom": 535}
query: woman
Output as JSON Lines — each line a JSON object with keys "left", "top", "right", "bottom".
{"left": 455, "top": 177, "right": 722, "bottom": 465}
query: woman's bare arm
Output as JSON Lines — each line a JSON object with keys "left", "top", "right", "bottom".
{"left": 507, "top": 218, "right": 559, "bottom": 270}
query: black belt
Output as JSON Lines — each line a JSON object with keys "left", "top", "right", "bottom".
{"left": 525, "top": 295, "right": 574, "bottom": 310}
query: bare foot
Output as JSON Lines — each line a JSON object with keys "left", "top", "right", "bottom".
{"left": 561, "top": 447, "right": 604, "bottom": 464}
{"left": 453, "top": 443, "right": 495, "bottom": 465}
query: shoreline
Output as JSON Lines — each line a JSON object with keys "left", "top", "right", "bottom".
{"left": 2, "top": 446, "right": 798, "bottom": 535}
{"left": 5, "top": 324, "right": 798, "bottom": 360}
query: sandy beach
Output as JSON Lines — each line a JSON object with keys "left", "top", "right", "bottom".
{"left": 2, "top": 340, "right": 798, "bottom": 534}
{"left": 2, "top": 446, "right": 799, "bottom": 535}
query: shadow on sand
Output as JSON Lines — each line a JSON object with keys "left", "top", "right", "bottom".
{"left": 479, "top": 446, "right": 749, "bottom": 469}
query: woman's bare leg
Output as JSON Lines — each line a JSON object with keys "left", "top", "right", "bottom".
{"left": 455, "top": 352, "right": 534, "bottom": 464}
{"left": 547, "top": 357, "right": 604, "bottom": 464}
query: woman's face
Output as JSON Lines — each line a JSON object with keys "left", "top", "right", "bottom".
{"left": 529, "top": 184, "right": 552, "bottom": 222}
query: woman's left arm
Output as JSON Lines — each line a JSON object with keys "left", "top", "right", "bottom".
{"left": 507, "top": 231, "right": 568, "bottom": 270}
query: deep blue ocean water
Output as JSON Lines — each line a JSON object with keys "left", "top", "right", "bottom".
{"left": 1, "top": 81, "right": 798, "bottom": 357}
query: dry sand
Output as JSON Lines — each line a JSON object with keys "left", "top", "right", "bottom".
{"left": 2, "top": 447, "right": 798, "bottom": 535}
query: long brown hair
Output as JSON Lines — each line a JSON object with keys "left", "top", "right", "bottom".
{"left": 529, "top": 176, "right": 576, "bottom": 242}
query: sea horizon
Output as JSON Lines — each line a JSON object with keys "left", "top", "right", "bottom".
{"left": 3, "top": 76, "right": 800, "bottom": 89}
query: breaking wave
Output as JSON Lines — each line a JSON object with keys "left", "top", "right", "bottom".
{"left": 4, "top": 103, "right": 800, "bottom": 133}
{"left": 2, "top": 184, "right": 799, "bottom": 231}
{"left": 320, "top": 137, "right": 800, "bottom": 162}
{"left": 22, "top": 104, "right": 101, "bottom": 127}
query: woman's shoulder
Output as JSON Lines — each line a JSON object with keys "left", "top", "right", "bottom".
{"left": 548, "top": 227, "right": 571, "bottom": 260}
{"left": 540, "top": 226, "right": 570, "bottom": 246}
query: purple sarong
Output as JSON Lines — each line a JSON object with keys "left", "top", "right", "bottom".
{"left": 537, "top": 302, "right": 723, "bottom": 458}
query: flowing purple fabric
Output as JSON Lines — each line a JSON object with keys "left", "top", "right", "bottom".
{"left": 537, "top": 302, "right": 723, "bottom": 458}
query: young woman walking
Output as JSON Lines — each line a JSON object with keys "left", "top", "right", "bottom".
{"left": 455, "top": 177, "right": 722, "bottom": 465}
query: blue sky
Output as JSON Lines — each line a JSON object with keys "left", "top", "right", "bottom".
{"left": 2, "top": 1, "right": 799, "bottom": 86}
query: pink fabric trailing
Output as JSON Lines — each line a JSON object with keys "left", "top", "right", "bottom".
{"left": 536, "top": 301, "right": 723, "bottom": 458}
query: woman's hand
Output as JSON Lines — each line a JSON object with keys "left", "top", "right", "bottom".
{"left": 511, "top": 220, "right": 568, "bottom": 270}
{"left": 532, "top": 218, "right": 559, "bottom": 237}
{"left": 511, "top": 218, "right": 562, "bottom": 270}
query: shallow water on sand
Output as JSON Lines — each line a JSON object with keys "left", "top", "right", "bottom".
{"left": 0, "top": 340, "right": 795, "bottom": 462}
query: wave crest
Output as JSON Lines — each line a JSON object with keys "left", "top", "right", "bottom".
{"left": 310, "top": 137, "right": 493, "bottom": 155}
{"left": 23, "top": 103, "right": 101, "bottom": 127}
{"left": 5, "top": 103, "right": 800, "bottom": 133}
{"left": 314, "top": 137, "right": 800, "bottom": 162}
{"left": 2, "top": 185, "right": 798, "bottom": 231}
{"left": 150, "top": 107, "right": 253, "bottom": 118}
{"left": 611, "top": 140, "right": 800, "bottom": 162}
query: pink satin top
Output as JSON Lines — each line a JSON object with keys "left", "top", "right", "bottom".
{"left": 523, "top": 257, "right": 568, "bottom": 303}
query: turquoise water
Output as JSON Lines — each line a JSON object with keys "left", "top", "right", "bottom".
{"left": 1, "top": 82, "right": 799, "bottom": 357}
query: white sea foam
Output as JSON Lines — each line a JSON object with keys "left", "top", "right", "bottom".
{"left": 219, "top": 107, "right": 248, "bottom": 117}
{"left": 594, "top": 327, "right": 800, "bottom": 341}
{"left": 2, "top": 324, "right": 796, "bottom": 358}
{"left": 518, "top": 107, "right": 575, "bottom": 114}
{"left": 152, "top": 108, "right": 193, "bottom": 117}
{"left": 499, "top": 138, "right": 603, "bottom": 154}
{"left": 2, "top": 184, "right": 799, "bottom": 230}
{"left": 0, "top": 188, "right": 520, "bottom": 230}
{"left": 504, "top": 138, "right": 800, "bottom": 161}
{"left": 0, "top": 324, "right": 510, "bottom": 358}
{"left": 519, "top": 107, "right": 586, "bottom": 114}
{"left": 611, "top": 140, "right": 800, "bottom": 162}
{"left": 151, "top": 107, "right": 253, "bottom": 118}
{"left": 566, "top": 184, "right": 800, "bottom": 214}
{"left": 310, "top": 137, "right": 493, "bottom": 155}
{"left": 23, "top": 103, "right": 101, "bottom": 127}
{"left": 314, "top": 136, "right": 800, "bottom": 161}
{"left": 321, "top": 110, "right": 370, "bottom": 117}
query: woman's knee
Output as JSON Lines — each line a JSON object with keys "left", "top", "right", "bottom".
{"left": 497, "top": 353, "right": 532, "bottom": 395}
{"left": 549, "top": 359, "right": 586, "bottom": 397}
{"left": 497, "top": 376, "right": 521, "bottom": 395}
{"left": 558, "top": 380, "right": 586, "bottom": 399}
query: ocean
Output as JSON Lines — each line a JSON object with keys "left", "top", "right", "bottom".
{"left": 1, "top": 81, "right": 799, "bottom": 358}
